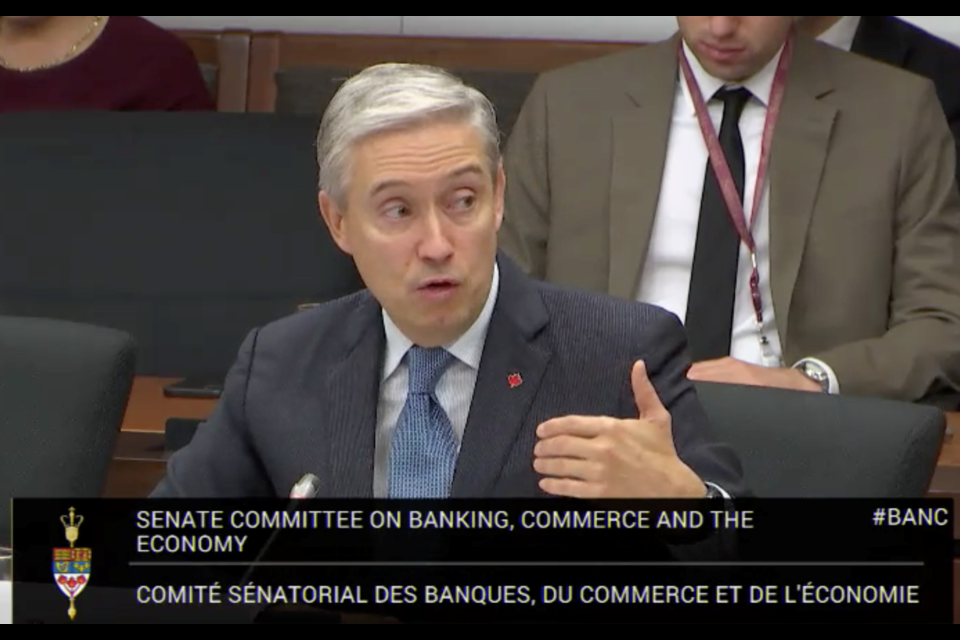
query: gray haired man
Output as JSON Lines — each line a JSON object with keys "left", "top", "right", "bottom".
{"left": 150, "top": 62, "right": 744, "bottom": 501}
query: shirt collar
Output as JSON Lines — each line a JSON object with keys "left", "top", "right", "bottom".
{"left": 816, "top": 16, "right": 860, "bottom": 51}
{"left": 381, "top": 261, "right": 499, "bottom": 379}
{"left": 679, "top": 38, "right": 784, "bottom": 111}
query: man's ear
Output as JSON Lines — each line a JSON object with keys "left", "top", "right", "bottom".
{"left": 493, "top": 161, "right": 505, "bottom": 230}
{"left": 318, "top": 190, "right": 350, "bottom": 254}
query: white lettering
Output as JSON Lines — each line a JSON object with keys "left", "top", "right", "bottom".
{"left": 136, "top": 535, "right": 246, "bottom": 553}
{"left": 226, "top": 584, "right": 369, "bottom": 604}
{"left": 579, "top": 585, "right": 710, "bottom": 603}
{"left": 374, "top": 585, "right": 417, "bottom": 603}
{"left": 519, "top": 510, "right": 650, "bottom": 528}
{"left": 407, "top": 511, "right": 512, "bottom": 529}
{"left": 656, "top": 510, "right": 703, "bottom": 528}
{"left": 136, "top": 584, "right": 222, "bottom": 603}
{"left": 793, "top": 583, "right": 920, "bottom": 603}
{"left": 885, "top": 508, "right": 949, "bottom": 526}
{"left": 422, "top": 585, "right": 531, "bottom": 604}
{"left": 228, "top": 510, "right": 363, "bottom": 528}
{"left": 135, "top": 511, "right": 224, "bottom": 528}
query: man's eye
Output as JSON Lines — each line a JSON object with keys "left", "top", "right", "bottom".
{"left": 452, "top": 194, "right": 474, "bottom": 209}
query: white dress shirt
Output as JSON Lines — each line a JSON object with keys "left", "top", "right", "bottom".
{"left": 816, "top": 16, "right": 861, "bottom": 50}
{"left": 0, "top": 581, "right": 9, "bottom": 624}
{"left": 374, "top": 262, "right": 730, "bottom": 497}
{"left": 373, "top": 263, "right": 499, "bottom": 497}
{"left": 635, "top": 39, "right": 839, "bottom": 392}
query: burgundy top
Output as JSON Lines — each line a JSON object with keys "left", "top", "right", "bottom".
{"left": 0, "top": 16, "right": 215, "bottom": 111}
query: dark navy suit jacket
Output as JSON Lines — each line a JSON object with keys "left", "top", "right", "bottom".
{"left": 150, "top": 254, "right": 745, "bottom": 498}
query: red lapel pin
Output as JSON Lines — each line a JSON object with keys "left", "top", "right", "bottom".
{"left": 507, "top": 372, "right": 522, "bottom": 388}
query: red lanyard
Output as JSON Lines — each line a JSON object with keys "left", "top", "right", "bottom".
{"left": 677, "top": 34, "right": 792, "bottom": 347}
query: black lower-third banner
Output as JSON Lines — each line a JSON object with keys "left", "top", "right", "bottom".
{"left": 10, "top": 498, "right": 954, "bottom": 622}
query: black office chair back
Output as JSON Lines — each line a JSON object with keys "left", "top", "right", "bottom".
{"left": 0, "top": 111, "right": 363, "bottom": 376}
{"left": 0, "top": 315, "right": 136, "bottom": 543}
{"left": 693, "top": 381, "right": 945, "bottom": 496}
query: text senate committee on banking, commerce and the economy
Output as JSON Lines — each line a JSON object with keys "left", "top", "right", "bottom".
{"left": 135, "top": 508, "right": 752, "bottom": 533}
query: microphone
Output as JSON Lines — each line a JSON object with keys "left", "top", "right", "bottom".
{"left": 289, "top": 473, "right": 320, "bottom": 499}
{"left": 241, "top": 474, "right": 319, "bottom": 586}
{"left": 245, "top": 474, "right": 400, "bottom": 624}
{"left": 246, "top": 474, "right": 351, "bottom": 623}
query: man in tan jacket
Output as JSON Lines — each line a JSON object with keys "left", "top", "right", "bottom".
{"left": 500, "top": 16, "right": 960, "bottom": 405}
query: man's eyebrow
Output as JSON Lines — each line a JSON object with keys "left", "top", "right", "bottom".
{"left": 369, "top": 179, "right": 405, "bottom": 197}
{"left": 368, "top": 164, "right": 485, "bottom": 196}
{"left": 447, "top": 164, "right": 485, "bottom": 180}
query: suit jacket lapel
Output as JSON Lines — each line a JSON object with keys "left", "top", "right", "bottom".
{"left": 768, "top": 35, "right": 837, "bottom": 346}
{"left": 317, "top": 295, "right": 382, "bottom": 496}
{"left": 851, "top": 16, "right": 910, "bottom": 67}
{"left": 451, "top": 255, "right": 551, "bottom": 495}
{"left": 608, "top": 36, "right": 679, "bottom": 299}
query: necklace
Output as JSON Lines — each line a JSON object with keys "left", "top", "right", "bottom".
{"left": 0, "top": 16, "right": 103, "bottom": 71}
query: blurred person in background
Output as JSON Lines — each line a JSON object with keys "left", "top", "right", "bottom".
{"left": 500, "top": 16, "right": 960, "bottom": 406}
{"left": 0, "top": 15, "right": 214, "bottom": 110}
{"left": 801, "top": 16, "right": 960, "bottom": 185}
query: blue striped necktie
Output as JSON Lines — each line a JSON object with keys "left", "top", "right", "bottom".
{"left": 387, "top": 346, "right": 456, "bottom": 497}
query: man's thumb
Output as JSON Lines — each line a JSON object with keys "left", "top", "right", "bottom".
{"left": 632, "top": 360, "right": 663, "bottom": 416}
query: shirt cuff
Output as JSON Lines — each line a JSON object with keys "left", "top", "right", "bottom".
{"left": 704, "top": 482, "right": 730, "bottom": 498}
{"left": 792, "top": 357, "right": 840, "bottom": 394}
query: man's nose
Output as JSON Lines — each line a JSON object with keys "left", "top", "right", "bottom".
{"left": 708, "top": 16, "right": 740, "bottom": 38}
{"left": 417, "top": 210, "right": 454, "bottom": 260}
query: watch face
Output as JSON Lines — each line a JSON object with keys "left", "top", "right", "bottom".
{"left": 803, "top": 364, "right": 823, "bottom": 378}
{"left": 803, "top": 366, "right": 828, "bottom": 390}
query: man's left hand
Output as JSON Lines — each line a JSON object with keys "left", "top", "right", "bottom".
{"left": 686, "top": 356, "right": 819, "bottom": 391}
{"left": 533, "top": 360, "right": 705, "bottom": 498}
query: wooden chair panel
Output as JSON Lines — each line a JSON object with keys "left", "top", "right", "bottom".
{"left": 175, "top": 28, "right": 251, "bottom": 111}
{"left": 247, "top": 32, "right": 639, "bottom": 111}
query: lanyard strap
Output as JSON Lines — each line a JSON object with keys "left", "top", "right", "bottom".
{"left": 677, "top": 34, "right": 792, "bottom": 330}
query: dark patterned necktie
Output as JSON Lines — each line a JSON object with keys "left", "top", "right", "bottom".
{"left": 386, "top": 346, "right": 456, "bottom": 497}
{"left": 685, "top": 86, "right": 751, "bottom": 360}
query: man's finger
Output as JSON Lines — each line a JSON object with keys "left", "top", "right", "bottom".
{"left": 632, "top": 359, "right": 667, "bottom": 419}
{"left": 534, "top": 434, "right": 595, "bottom": 458}
{"left": 687, "top": 359, "right": 730, "bottom": 374}
{"left": 533, "top": 456, "right": 601, "bottom": 481}
{"left": 690, "top": 357, "right": 729, "bottom": 366}
{"left": 536, "top": 415, "right": 605, "bottom": 438}
{"left": 687, "top": 366, "right": 718, "bottom": 380}
{"left": 687, "top": 370, "right": 732, "bottom": 382}
{"left": 538, "top": 477, "right": 601, "bottom": 498}
{"left": 688, "top": 364, "right": 749, "bottom": 384}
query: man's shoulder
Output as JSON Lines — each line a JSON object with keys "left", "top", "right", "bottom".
{"left": 797, "top": 36, "right": 938, "bottom": 124}
{"left": 541, "top": 43, "right": 651, "bottom": 77}
{"left": 533, "top": 39, "right": 670, "bottom": 94}
{"left": 884, "top": 16, "right": 960, "bottom": 60}
{"left": 810, "top": 35, "right": 932, "bottom": 92}
{"left": 534, "top": 279, "right": 683, "bottom": 341}
{"left": 251, "top": 289, "right": 373, "bottom": 352}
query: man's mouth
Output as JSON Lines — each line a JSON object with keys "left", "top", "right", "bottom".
{"left": 700, "top": 42, "right": 745, "bottom": 61}
{"left": 418, "top": 278, "right": 456, "bottom": 289}
{"left": 416, "top": 278, "right": 458, "bottom": 296}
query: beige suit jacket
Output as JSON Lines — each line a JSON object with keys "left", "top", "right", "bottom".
{"left": 499, "top": 33, "right": 960, "bottom": 403}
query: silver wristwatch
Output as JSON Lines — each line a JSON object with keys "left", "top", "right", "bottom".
{"left": 796, "top": 361, "right": 829, "bottom": 392}
{"left": 703, "top": 483, "right": 723, "bottom": 498}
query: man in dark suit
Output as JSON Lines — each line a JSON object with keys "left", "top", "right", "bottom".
{"left": 150, "top": 62, "right": 744, "bottom": 500}
{"left": 800, "top": 16, "right": 960, "bottom": 184}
